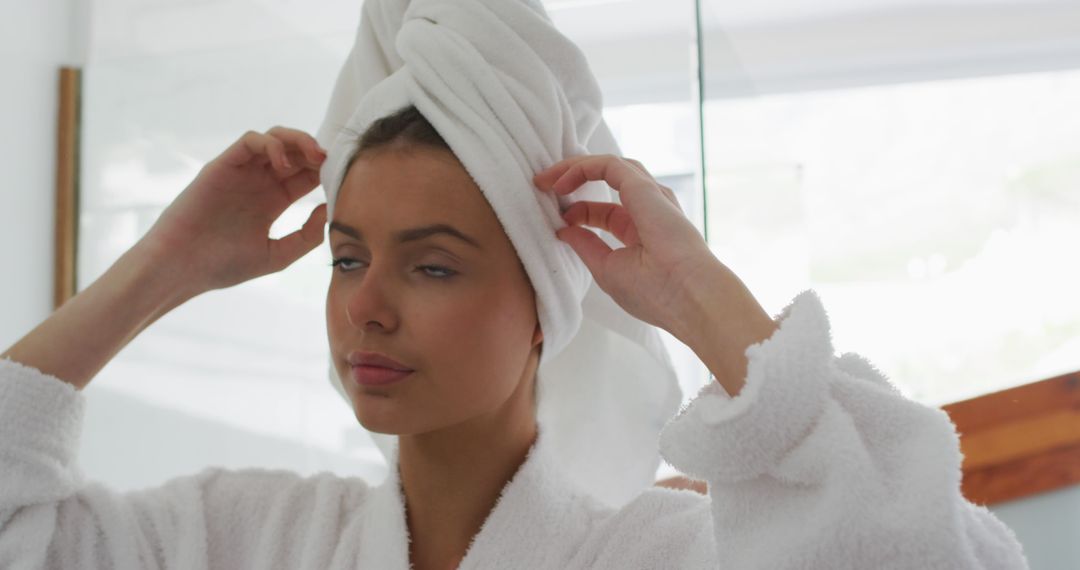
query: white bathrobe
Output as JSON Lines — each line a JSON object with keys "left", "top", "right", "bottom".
{"left": 0, "top": 290, "right": 1029, "bottom": 569}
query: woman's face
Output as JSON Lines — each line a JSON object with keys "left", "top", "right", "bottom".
{"left": 326, "top": 145, "right": 543, "bottom": 436}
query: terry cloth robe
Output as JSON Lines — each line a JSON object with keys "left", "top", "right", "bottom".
{"left": 0, "top": 290, "right": 1029, "bottom": 569}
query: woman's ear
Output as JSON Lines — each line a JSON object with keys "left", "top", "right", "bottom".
{"left": 532, "top": 322, "right": 543, "bottom": 346}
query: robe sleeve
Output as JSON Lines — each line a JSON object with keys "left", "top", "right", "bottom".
{"left": 657, "top": 290, "right": 1030, "bottom": 569}
{"left": 0, "top": 356, "right": 364, "bottom": 569}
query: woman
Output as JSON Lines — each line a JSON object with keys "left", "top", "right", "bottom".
{"left": 1, "top": 0, "right": 1029, "bottom": 568}
{"left": 0, "top": 115, "right": 1029, "bottom": 568}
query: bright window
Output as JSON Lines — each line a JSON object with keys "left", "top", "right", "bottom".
{"left": 702, "top": 67, "right": 1080, "bottom": 406}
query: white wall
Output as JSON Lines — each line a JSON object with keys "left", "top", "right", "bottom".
{"left": 992, "top": 485, "right": 1080, "bottom": 570}
{"left": 0, "top": 0, "right": 77, "bottom": 348}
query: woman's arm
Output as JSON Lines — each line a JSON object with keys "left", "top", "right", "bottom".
{"left": 1, "top": 241, "right": 190, "bottom": 391}
{"left": 666, "top": 260, "right": 779, "bottom": 399}
{"left": 1, "top": 127, "right": 327, "bottom": 391}
{"left": 0, "top": 127, "right": 332, "bottom": 568}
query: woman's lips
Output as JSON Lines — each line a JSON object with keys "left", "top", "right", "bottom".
{"left": 352, "top": 365, "right": 413, "bottom": 386}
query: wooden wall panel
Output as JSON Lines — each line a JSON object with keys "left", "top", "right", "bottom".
{"left": 943, "top": 371, "right": 1080, "bottom": 505}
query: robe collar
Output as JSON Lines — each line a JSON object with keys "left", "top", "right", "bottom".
{"left": 357, "top": 424, "right": 599, "bottom": 569}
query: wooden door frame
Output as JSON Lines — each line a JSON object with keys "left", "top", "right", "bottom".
{"left": 54, "top": 67, "right": 81, "bottom": 310}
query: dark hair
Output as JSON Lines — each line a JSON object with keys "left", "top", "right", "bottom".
{"left": 336, "top": 105, "right": 453, "bottom": 193}
{"left": 347, "top": 105, "right": 451, "bottom": 167}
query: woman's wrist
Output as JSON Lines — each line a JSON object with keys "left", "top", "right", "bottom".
{"left": 1, "top": 240, "right": 196, "bottom": 391}
{"left": 125, "top": 237, "right": 204, "bottom": 314}
{"left": 668, "top": 259, "right": 778, "bottom": 398}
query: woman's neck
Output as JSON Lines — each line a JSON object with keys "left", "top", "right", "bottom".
{"left": 397, "top": 390, "right": 538, "bottom": 570}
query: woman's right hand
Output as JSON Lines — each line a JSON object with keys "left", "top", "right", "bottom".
{"left": 140, "top": 127, "right": 329, "bottom": 299}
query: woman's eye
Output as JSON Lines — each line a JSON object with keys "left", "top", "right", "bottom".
{"left": 330, "top": 257, "right": 363, "bottom": 272}
{"left": 330, "top": 258, "right": 456, "bottom": 279}
{"left": 417, "top": 265, "right": 457, "bottom": 279}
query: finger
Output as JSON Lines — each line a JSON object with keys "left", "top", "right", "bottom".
{"left": 533, "top": 154, "right": 592, "bottom": 189}
{"left": 267, "top": 203, "right": 328, "bottom": 272}
{"left": 233, "top": 131, "right": 291, "bottom": 172}
{"left": 624, "top": 157, "right": 650, "bottom": 176}
{"left": 550, "top": 155, "right": 635, "bottom": 194}
{"left": 620, "top": 158, "right": 682, "bottom": 210}
{"left": 272, "top": 149, "right": 323, "bottom": 181}
{"left": 539, "top": 155, "right": 671, "bottom": 214}
{"left": 281, "top": 169, "right": 322, "bottom": 203}
{"left": 220, "top": 131, "right": 267, "bottom": 167}
{"left": 555, "top": 225, "right": 612, "bottom": 280}
{"left": 554, "top": 155, "right": 672, "bottom": 213}
{"left": 562, "top": 201, "right": 640, "bottom": 246}
{"left": 535, "top": 154, "right": 649, "bottom": 191}
{"left": 267, "top": 126, "right": 327, "bottom": 166}
{"left": 656, "top": 184, "right": 683, "bottom": 211}
{"left": 267, "top": 137, "right": 291, "bottom": 171}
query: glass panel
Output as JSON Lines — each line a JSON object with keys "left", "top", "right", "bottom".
{"left": 700, "top": 0, "right": 1080, "bottom": 406}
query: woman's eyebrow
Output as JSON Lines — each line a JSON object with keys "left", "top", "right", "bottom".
{"left": 329, "top": 221, "right": 482, "bottom": 250}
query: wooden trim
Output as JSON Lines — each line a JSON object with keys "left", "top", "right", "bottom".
{"left": 54, "top": 67, "right": 81, "bottom": 310}
{"left": 942, "top": 370, "right": 1080, "bottom": 506}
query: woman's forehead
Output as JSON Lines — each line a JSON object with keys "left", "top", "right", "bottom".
{"left": 335, "top": 148, "right": 508, "bottom": 247}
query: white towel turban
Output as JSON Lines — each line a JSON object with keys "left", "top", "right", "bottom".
{"left": 317, "top": 0, "right": 683, "bottom": 508}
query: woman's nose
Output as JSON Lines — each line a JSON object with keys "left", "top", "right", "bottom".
{"left": 345, "top": 263, "right": 398, "bottom": 331}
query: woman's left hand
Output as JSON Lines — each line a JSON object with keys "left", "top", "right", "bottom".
{"left": 533, "top": 154, "right": 715, "bottom": 338}
{"left": 534, "top": 153, "right": 779, "bottom": 397}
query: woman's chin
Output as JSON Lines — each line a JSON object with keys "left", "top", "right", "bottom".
{"left": 353, "top": 411, "right": 401, "bottom": 435}
{"left": 353, "top": 402, "right": 423, "bottom": 435}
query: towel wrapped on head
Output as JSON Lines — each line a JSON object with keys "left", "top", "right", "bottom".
{"left": 318, "top": 0, "right": 683, "bottom": 508}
